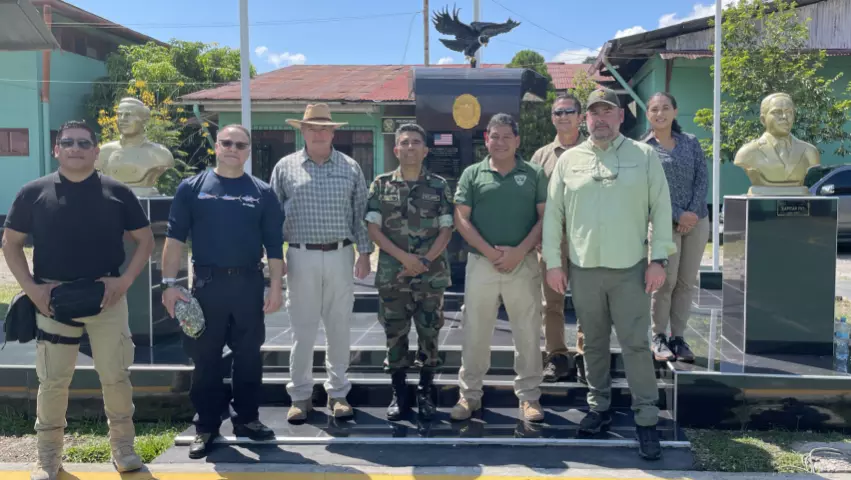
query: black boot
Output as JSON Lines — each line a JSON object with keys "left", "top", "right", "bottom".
{"left": 417, "top": 370, "right": 437, "bottom": 420}
{"left": 386, "top": 370, "right": 408, "bottom": 420}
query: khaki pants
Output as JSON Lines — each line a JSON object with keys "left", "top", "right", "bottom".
{"left": 35, "top": 295, "right": 135, "bottom": 447}
{"left": 459, "top": 252, "right": 543, "bottom": 402}
{"left": 538, "top": 244, "right": 583, "bottom": 356}
{"left": 651, "top": 216, "right": 710, "bottom": 337}
{"left": 569, "top": 260, "right": 659, "bottom": 427}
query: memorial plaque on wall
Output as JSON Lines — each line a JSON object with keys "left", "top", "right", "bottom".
{"left": 425, "top": 132, "right": 462, "bottom": 190}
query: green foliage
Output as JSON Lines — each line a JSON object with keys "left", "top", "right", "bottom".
{"left": 507, "top": 50, "right": 556, "bottom": 160}
{"left": 693, "top": 0, "right": 851, "bottom": 162}
{"left": 566, "top": 69, "right": 599, "bottom": 137}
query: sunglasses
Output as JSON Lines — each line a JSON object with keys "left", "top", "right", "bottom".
{"left": 218, "top": 140, "right": 250, "bottom": 150}
{"left": 552, "top": 108, "right": 578, "bottom": 117}
{"left": 58, "top": 138, "right": 94, "bottom": 150}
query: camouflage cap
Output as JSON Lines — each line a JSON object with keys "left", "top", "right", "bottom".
{"left": 586, "top": 89, "right": 621, "bottom": 109}
{"left": 173, "top": 285, "right": 205, "bottom": 339}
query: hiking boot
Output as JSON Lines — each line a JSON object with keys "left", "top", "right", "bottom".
{"left": 416, "top": 370, "right": 437, "bottom": 420}
{"left": 111, "top": 443, "right": 143, "bottom": 472}
{"left": 520, "top": 400, "right": 544, "bottom": 422}
{"left": 233, "top": 420, "right": 275, "bottom": 441}
{"left": 287, "top": 400, "right": 313, "bottom": 423}
{"left": 574, "top": 354, "right": 586, "bottom": 384}
{"left": 387, "top": 370, "right": 409, "bottom": 420}
{"left": 668, "top": 336, "right": 695, "bottom": 363}
{"left": 543, "top": 353, "right": 570, "bottom": 382}
{"left": 652, "top": 333, "right": 676, "bottom": 362}
{"left": 636, "top": 425, "right": 662, "bottom": 460}
{"left": 450, "top": 397, "right": 481, "bottom": 421}
{"left": 328, "top": 397, "right": 354, "bottom": 419}
{"left": 32, "top": 431, "right": 63, "bottom": 480}
{"left": 188, "top": 432, "right": 217, "bottom": 459}
{"left": 578, "top": 410, "right": 612, "bottom": 434}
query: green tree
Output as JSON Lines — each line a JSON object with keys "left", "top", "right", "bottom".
{"left": 507, "top": 50, "right": 556, "bottom": 160}
{"left": 566, "top": 69, "right": 599, "bottom": 136}
{"left": 694, "top": 0, "right": 851, "bottom": 162}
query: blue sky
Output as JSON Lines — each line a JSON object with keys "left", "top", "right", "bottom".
{"left": 69, "top": 0, "right": 731, "bottom": 73}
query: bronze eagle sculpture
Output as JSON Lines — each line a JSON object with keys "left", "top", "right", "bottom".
{"left": 432, "top": 5, "right": 520, "bottom": 68}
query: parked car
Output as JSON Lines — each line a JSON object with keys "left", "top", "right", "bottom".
{"left": 805, "top": 163, "right": 851, "bottom": 245}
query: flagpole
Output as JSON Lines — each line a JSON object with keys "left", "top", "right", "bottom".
{"left": 239, "top": 0, "right": 252, "bottom": 175}
{"left": 473, "top": 0, "right": 481, "bottom": 65}
{"left": 712, "top": 0, "right": 722, "bottom": 271}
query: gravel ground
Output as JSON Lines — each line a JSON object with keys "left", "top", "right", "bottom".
{"left": 0, "top": 435, "right": 88, "bottom": 463}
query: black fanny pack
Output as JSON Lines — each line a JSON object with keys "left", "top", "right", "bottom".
{"left": 50, "top": 279, "right": 105, "bottom": 326}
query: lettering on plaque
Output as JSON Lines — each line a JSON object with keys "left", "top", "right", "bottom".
{"left": 777, "top": 199, "right": 810, "bottom": 217}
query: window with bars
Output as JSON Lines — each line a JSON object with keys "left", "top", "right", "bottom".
{"left": 0, "top": 129, "right": 29, "bottom": 156}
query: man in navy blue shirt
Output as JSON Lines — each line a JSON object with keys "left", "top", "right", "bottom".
{"left": 160, "top": 125, "right": 285, "bottom": 459}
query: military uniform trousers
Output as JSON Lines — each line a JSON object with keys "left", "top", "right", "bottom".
{"left": 35, "top": 295, "right": 135, "bottom": 448}
{"left": 459, "top": 251, "right": 543, "bottom": 403}
{"left": 285, "top": 244, "right": 354, "bottom": 402}
{"left": 568, "top": 260, "right": 659, "bottom": 427}
{"left": 377, "top": 287, "right": 445, "bottom": 372}
{"left": 183, "top": 266, "right": 265, "bottom": 434}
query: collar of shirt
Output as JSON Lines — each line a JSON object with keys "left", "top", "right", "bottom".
{"left": 553, "top": 132, "right": 585, "bottom": 151}
{"left": 389, "top": 166, "right": 431, "bottom": 183}
{"left": 765, "top": 132, "right": 792, "bottom": 151}
{"left": 587, "top": 134, "right": 626, "bottom": 154}
{"left": 643, "top": 130, "right": 684, "bottom": 145}
{"left": 300, "top": 147, "right": 338, "bottom": 166}
{"left": 482, "top": 155, "right": 528, "bottom": 175}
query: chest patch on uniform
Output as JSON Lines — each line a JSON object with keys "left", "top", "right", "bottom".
{"left": 514, "top": 174, "right": 527, "bottom": 187}
{"left": 422, "top": 193, "right": 440, "bottom": 202}
{"left": 380, "top": 192, "right": 400, "bottom": 202}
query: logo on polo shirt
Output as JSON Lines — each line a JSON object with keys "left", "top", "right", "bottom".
{"left": 515, "top": 174, "right": 527, "bottom": 186}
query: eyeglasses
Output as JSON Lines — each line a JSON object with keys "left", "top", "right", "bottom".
{"left": 58, "top": 138, "right": 94, "bottom": 150}
{"left": 552, "top": 108, "right": 578, "bottom": 117}
{"left": 218, "top": 140, "right": 250, "bottom": 150}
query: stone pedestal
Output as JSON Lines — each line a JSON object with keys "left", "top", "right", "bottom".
{"left": 121, "top": 196, "right": 190, "bottom": 347}
{"left": 722, "top": 195, "right": 837, "bottom": 355}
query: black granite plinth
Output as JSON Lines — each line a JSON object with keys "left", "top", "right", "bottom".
{"left": 122, "top": 196, "right": 190, "bottom": 347}
{"left": 722, "top": 195, "right": 837, "bottom": 355}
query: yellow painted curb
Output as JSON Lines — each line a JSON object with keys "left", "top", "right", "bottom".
{"left": 2, "top": 473, "right": 693, "bottom": 480}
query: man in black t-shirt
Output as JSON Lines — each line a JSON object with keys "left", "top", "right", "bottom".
{"left": 2, "top": 120, "right": 154, "bottom": 480}
{"left": 161, "top": 124, "right": 284, "bottom": 459}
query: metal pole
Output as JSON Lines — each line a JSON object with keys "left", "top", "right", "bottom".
{"left": 473, "top": 0, "right": 481, "bottom": 65}
{"left": 424, "top": 0, "right": 430, "bottom": 65}
{"left": 239, "top": 0, "right": 253, "bottom": 175}
{"left": 712, "top": 0, "right": 722, "bottom": 271}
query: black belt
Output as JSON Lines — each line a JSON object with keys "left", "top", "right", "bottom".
{"left": 194, "top": 263, "right": 263, "bottom": 276}
{"left": 289, "top": 239, "right": 352, "bottom": 251}
{"left": 37, "top": 328, "right": 82, "bottom": 345}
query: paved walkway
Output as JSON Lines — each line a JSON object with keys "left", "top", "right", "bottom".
{"left": 1, "top": 463, "right": 850, "bottom": 479}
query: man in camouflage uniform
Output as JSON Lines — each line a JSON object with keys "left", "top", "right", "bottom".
{"left": 365, "top": 123, "right": 454, "bottom": 420}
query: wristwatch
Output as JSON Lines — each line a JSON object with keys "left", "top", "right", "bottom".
{"left": 420, "top": 257, "right": 431, "bottom": 267}
{"left": 651, "top": 259, "right": 668, "bottom": 268}
{"left": 161, "top": 277, "right": 177, "bottom": 288}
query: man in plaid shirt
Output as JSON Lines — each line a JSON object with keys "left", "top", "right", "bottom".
{"left": 270, "top": 104, "right": 374, "bottom": 423}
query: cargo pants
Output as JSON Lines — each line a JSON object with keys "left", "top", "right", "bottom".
{"left": 377, "top": 288, "right": 445, "bottom": 372}
{"left": 34, "top": 295, "right": 135, "bottom": 466}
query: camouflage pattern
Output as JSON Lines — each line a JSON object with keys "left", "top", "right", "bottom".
{"left": 174, "top": 285, "right": 205, "bottom": 338}
{"left": 366, "top": 167, "right": 453, "bottom": 372}
{"left": 366, "top": 167, "right": 454, "bottom": 291}
{"left": 377, "top": 288, "right": 445, "bottom": 372}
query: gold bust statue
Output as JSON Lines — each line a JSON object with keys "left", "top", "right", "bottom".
{"left": 96, "top": 97, "right": 175, "bottom": 196}
{"left": 733, "top": 92, "right": 820, "bottom": 196}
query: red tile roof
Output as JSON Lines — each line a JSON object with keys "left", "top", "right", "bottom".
{"left": 182, "top": 63, "right": 607, "bottom": 104}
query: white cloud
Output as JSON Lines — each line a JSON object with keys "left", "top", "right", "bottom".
{"left": 254, "top": 45, "right": 307, "bottom": 68}
{"left": 615, "top": 26, "right": 647, "bottom": 38}
{"left": 437, "top": 56, "right": 454, "bottom": 65}
{"left": 658, "top": 0, "right": 740, "bottom": 28}
{"left": 552, "top": 47, "right": 601, "bottom": 64}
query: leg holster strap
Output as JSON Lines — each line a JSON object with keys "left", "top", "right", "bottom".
{"left": 37, "top": 328, "right": 82, "bottom": 345}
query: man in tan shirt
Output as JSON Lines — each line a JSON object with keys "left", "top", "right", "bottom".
{"left": 530, "top": 94, "right": 586, "bottom": 383}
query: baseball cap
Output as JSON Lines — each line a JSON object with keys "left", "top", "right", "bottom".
{"left": 586, "top": 89, "right": 621, "bottom": 109}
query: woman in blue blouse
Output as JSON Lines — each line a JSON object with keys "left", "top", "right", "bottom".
{"left": 643, "top": 92, "right": 709, "bottom": 363}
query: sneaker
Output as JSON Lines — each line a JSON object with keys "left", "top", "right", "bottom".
{"left": 111, "top": 443, "right": 143, "bottom": 472}
{"left": 520, "top": 400, "right": 544, "bottom": 422}
{"left": 287, "top": 400, "right": 313, "bottom": 423}
{"left": 233, "top": 420, "right": 275, "bottom": 441}
{"left": 450, "top": 397, "right": 481, "bottom": 421}
{"left": 636, "top": 425, "right": 662, "bottom": 460}
{"left": 668, "top": 336, "right": 695, "bottom": 363}
{"left": 578, "top": 410, "right": 612, "bottom": 434}
{"left": 188, "top": 432, "right": 217, "bottom": 459}
{"left": 651, "top": 333, "right": 676, "bottom": 362}
{"left": 543, "top": 354, "right": 570, "bottom": 382}
{"left": 328, "top": 397, "right": 354, "bottom": 419}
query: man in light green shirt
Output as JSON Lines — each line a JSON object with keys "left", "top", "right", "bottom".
{"left": 542, "top": 89, "right": 676, "bottom": 461}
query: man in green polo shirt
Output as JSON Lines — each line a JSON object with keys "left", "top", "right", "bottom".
{"left": 452, "top": 113, "right": 548, "bottom": 423}
{"left": 542, "top": 89, "right": 676, "bottom": 460}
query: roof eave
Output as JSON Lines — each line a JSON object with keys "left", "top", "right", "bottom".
{"left": 34, "top": 0, "right": 164, "bottom": 46}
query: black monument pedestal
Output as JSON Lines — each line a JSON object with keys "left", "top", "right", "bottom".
{"left": 722, "top": 195, "right": 837, "bottom": 355}
{"left": 122, "top": 196, "right": 190, "bottom": 347}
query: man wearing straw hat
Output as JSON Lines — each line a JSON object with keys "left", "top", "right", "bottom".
{"left": 270, "top": 103, "right": 374, "bottom": 422}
